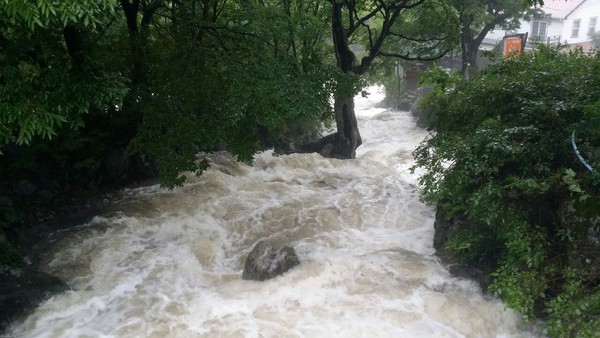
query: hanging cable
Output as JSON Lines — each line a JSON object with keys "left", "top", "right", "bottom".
{"left": 571, "top": 129, "right": 594, "bottom": 172}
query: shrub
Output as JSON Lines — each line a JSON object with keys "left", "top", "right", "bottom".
{"left": 414, "top": 45, "right": 600, "bottom": 336}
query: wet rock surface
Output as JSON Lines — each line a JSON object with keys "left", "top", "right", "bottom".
{"left": 0, "top": 186, "right": 128, "bottom": 335}
{"left": 242, "top": 240, "right": 300, "bottom": 281}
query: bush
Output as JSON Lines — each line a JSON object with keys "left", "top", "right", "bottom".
{"left": 412, "top": 65, "right": 462, "bottom": 128}
{"left": 414, "top": 45, "right": 600, "bottom": 336}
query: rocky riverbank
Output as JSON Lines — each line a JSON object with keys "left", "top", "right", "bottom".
{"left": 0, "top": 172, "right": 160, "bottom": 334}
{"left": 0, "top": 186, "right": 118, "bottom": 334}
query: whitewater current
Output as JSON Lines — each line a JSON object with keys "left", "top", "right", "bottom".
{"left": 8, "top": 87, "right": 540, "bottom": 337}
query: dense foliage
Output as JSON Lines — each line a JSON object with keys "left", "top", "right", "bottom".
{"left": 0, "top": 1, "right": 127, "bottom": 148}
{"left": 0, "top": 0, "right": 463, "bottom": 268}
{"left": 127, "top": 1, "right": 337, "bottom": 187}
{"left": 0, "top": 0, "right": 335, "bottom": 187}
{"left": 414, "top": 45, "right": 600, "bottom": 336}
{"left": 0, "top": 0, "right": 460, "bottom": 189}
{"left": 0, "top": 0, "right": 340, "bottom": 267}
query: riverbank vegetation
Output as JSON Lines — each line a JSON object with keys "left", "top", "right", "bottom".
{"left": 0, "top": 0, "right": 337, "bottom": 268}
{"left": 1, "top": 0, "right": 457, "bottom": 267}
{"left": 2, "top": 0, "right": 598, "bottom": 335}
{"left": 413, "top": 45, "right": 600, "bottom": 337}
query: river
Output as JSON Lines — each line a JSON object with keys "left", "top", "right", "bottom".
{"left": 8, "top": 87, "right": 540, "bottom": 337}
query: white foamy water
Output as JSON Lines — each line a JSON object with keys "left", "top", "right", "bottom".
{"left": 9, "top": 87, "right": 540, "bottom": 337}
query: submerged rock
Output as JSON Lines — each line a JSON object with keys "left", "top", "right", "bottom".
{"left": 242, "top": 240, "right": 300, "bottom": 281}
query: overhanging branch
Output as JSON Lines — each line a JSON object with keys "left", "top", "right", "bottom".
{"left": 388, "top": 31, "right": 449, "bottom": 43}
{"left": 379, "top": 44, "right": 449, "bottom": 61}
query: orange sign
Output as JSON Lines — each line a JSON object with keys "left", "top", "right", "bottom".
{"left": 504, "top": 37, "right": 522, "bottom": 57}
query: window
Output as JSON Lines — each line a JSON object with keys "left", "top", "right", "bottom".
{"left": 572, "top": 19, "right": 581, "bottom": 38}
{"left": 589, "top": 17, "right": 598, "bottom": 36}
{"left": 532, "top": 20, "right": 548, "bottom": 41}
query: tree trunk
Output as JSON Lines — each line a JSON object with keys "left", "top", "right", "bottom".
{"left": 460, "top": 35, "right": 469, "bottom": 77}
{"left": 461, "top": 41, "right": 480, "bottom": 78}
{"left": 330, "top": 94, "right": 362, "bottom": 159}
{"left": 305, "top": 91, "right": 363, "bottom": 160}
{"left": 460, "top": 24, "right": 478, "bottom": 78}
{"left": 460, "top": 14, "right": 481, "bottom": 79}
{"left": 121, "top": 0, "right": 144, "bottom": 87}
{"left": 460, "top": 14, "right": 494, "bottom": 78}
{"left": 322, "top": 1, "right": 362, "bottom": 159}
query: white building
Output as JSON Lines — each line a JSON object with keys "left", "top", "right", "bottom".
{"left": 486, "top": 0, "right": 600, "bottom": 51}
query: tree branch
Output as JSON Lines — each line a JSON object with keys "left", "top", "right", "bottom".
{"left": 355, "top": 5, "right": 403, "bottom": 74}
{"left": 379, "top": 45, "right": 449, "bottom": 61}
{"left": 346, "top": 2, "right": 386, "bottom": 36}
{"left": 388, "top": 31, "right": 449, "bottom": 43}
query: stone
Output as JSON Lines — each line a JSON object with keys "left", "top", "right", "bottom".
{"left": 242, "top": 240, "right": 300, "bottom": 281}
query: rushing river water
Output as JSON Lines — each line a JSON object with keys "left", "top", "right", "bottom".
{"left": 9, "top": 88, "right": 540, "bottom": 337}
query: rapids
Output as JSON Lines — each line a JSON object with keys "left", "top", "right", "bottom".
{"left": 7, "top": 87, "right": 540, "bottom": 337}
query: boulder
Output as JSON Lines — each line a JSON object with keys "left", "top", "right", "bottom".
{"left": 242, "top": 240, "right": 300, "bottom": 281}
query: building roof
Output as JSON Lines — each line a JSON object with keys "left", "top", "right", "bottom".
{"left": 540, "top": 0, "right": 586, "bottom": 19}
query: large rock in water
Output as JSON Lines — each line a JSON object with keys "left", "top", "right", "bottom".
{"left": 242, "top": 240, "right": 300, "bottom": 281}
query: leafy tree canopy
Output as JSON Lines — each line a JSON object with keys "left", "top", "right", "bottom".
{"left": 125, "top": 0, "right": 337, "bottom": 187}
{"left": 0, "top": 0, "right": 127, "bottom": 149}
{"left": 1, "top": 0, "right": 115, "bottom": 29}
